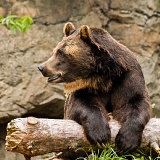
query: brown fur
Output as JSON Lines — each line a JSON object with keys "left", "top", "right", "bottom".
{"left": 38, "top": 22, "right": 151, "bottom": 160}
{"left": 64, "top": 77, "right": 112, "bottom": 93}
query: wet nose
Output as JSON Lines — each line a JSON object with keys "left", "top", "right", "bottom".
{"left": 38, "top": 65, "right": 44, "bottom": 72}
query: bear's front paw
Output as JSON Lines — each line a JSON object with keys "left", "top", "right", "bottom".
{"left": 115, "top": 128, "right": 142, "bottom": 153}
{"left": 84, "top": 121, "right": 111, "bottom": 147}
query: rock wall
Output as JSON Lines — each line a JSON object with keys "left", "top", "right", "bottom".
{"left": 0, "top": 0, "right": 160, "bottom": 159}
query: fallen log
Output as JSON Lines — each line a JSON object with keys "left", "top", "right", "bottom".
{"left": 5, "top": 117, "right": 160, "bottom": 160}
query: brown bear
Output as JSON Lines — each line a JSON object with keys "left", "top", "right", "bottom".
{"left": 38, "top": 22, "right": 151, "bottom": 159}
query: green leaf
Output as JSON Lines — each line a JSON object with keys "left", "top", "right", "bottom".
{"left": 27, "top": 16, "right": 33, "bottom": 24}
{"left": 0, "top": 16, "right": 3, "bottom": 24}
{"left": 9, "top": 19, "right": 15, "bottom": 25}
{"left": 0, "top": 15, "right": 33, "bottom": 34}
{"left": 6, "top": 15, "right": 18, "bottom": 20}
{"left": 1, "top": 18, "right": 6, "bottom": 24}
{"left": 15, "top": 23, "right": 23, "bottom": 31}
{"left": 6, "top": 19, "right": 11, "bottom": 27}
{"left": 11, "top": 25, "right": 17, "bottom": 34}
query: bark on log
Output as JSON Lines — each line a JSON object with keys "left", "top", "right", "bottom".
{"left": 5, "top": 117, "right": 160, "bottom": 159}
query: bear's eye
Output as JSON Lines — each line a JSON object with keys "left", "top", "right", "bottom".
{"left": 56, "top": 49, "right": 66, "bottom": 66}
{"left": 57, "top": 49, "right": 64, "bottom": 56}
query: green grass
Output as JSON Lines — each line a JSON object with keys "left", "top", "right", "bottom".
{"left": 76, "top": 146, "right": 160, "bottom": 160}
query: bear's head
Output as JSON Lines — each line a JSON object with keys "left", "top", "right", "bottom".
{"left": 38, "top": 22, "right": 129, "bottom": 93}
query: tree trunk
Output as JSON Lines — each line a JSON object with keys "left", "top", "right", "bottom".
{"left": 5, "top": 117, "right": 160, "bottom": 159}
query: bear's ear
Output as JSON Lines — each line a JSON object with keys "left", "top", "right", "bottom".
{"left": 80, "top": 25, "right": 91, "bottom": 42}
{"left": 63, "top": 22, "right": 75, "bottom": 37}
{"left": 80, "top": 25, "right": 104, "bottom": 51}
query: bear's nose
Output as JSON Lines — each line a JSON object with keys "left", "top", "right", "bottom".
{"left": 38, "top": 65, "right": 44, "bottom": 72}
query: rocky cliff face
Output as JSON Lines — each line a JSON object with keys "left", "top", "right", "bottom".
{"left": 0, "top": 0, "right": 160, "bottom": 159}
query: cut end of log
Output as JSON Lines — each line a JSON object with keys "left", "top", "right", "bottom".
{"left": 5, "top": 118, "right": 40, "bottom": 157}
{"left": 5, "top": 118, "right": 26, "bottom": 151}
{"left": 141, "top": 118, "right": 160, "bottom": 153}
{"left": 150, "top": 137, "right": 160, "bottom": 153}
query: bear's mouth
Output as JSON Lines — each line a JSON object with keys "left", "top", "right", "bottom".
{"left": 47, "top": 73, "right": 62, "bottom": 82}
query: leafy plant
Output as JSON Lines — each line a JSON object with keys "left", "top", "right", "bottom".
{"left": 0, "top": 15, "right": 33, "bottom": 34}
{"left": 76, "top": 146, "right": 160, "bottom": 160}
{"left": 76, "top": 146, "right": 126, "bottom": 160}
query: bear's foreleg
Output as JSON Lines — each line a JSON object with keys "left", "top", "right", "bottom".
{"left": 114, "top": 99, "right": 150, "bottom": 153}
{"left": 65, "top": 92, "right": 111, "bottom": 147}
{"left": 80, "top": 105, "right": 111, "bottom": 146}
{"left": 70, "top": 99, "right": 111, "bottom": 147}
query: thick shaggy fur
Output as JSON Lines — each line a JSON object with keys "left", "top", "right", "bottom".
{"left": 38, "top": 23, "right": 151, "bottom": 160}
